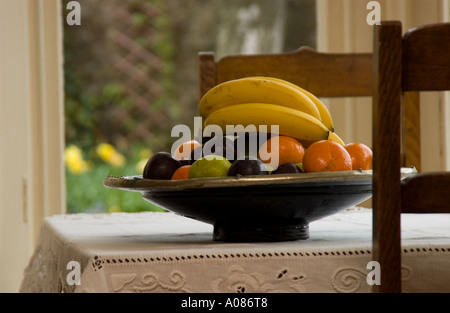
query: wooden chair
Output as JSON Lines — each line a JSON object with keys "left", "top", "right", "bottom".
{"left": 198, "top": 47, "right": 373, "bottom": 99}
{"left": 198, "top": 47, "right": 421, "bottom": 170}
{"left": 373, "top": 21, "right": 450, "bottom": 292}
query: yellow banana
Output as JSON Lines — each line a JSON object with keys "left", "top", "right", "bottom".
{"left": 199, "top": 77, "right": 321, "bottom": 122}
{"left": 301, "top": 89, "right": 334, "bottom": 132}
{"left": 204, "top": 103, "right": 330, "bottom": 142}
{"left": 251, "top": 76, "right": 335, "bottom": 132}
{"left": 328, "top": 131, "right": 346, "bottom": 146}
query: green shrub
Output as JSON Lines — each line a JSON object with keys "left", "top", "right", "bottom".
{"left": 65, "top": 143, "right": 165, "bottom": 214}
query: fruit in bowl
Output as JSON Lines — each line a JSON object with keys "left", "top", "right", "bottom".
{"left": 202, "top": 136, "right": 236, "bottom": 161}
{"left": 189, "top": 155, "right": 232, "bottom": 179}
{"left": 171, "top": 165, "right": 191, "bottom": 180}
{"left": 227, "top": 157, "right": 269, "bottom": 176}
{"left": 344, "top": 142, "right": 373, "bottom": 171}
{"left": 141, "top": 77, "right": 373, "bottom": 181}
{"left": 258, "top": 135, "right": 305, "bottom": 170}
{"left": 173, "top": 139, "right": 201, "bottom": 161}
{"left": 105, "top": 76, "right": 380, "bottom": 242}
{"left": 302, "top": 140, "right": 353, "bottom": 173}
{"left": 143, "top": 152, "right": 181, "bottom": 180}
{"left": 271, "top": 162, "right": 303, "bottom": 175}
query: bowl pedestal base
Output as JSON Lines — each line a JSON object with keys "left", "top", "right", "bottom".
{"left": 213, "top": 223, "right": 309, "bottom": 242}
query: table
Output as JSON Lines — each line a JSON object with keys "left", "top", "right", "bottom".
{"left": 19, "top": 207, "right": 450, "bottom": 293}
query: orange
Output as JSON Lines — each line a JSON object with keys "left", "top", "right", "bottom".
{"left": 171, "top": 165, "right": 191, "bottom": 180}
{"left": 344, "top": 142, "right": 373, "bottom": 170}
{"left": 302, "top": 140, "right": 352, "bottom": 173}
{"left": 258, "top": 135, "right": 305, "bottom": 169}
{"left": 173, "top": 140, "right": 201, "bottom": 160}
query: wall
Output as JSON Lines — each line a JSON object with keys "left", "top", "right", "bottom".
{"left": 0, "top": 0, "right": 31, "bottom": 293}
{"left": 0, "top": 0, "right": 65, "bottom": 292}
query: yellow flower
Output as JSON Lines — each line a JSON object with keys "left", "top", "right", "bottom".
{"left": 96, "top": 143, "right": 116, "bottom": 161}
{"left": 96, "top": 143, "right": 125, "bottom": 168}
{"left": 109, "top": 151, "right": 125, "bottom": 168}
{"left": 64, "top": 145, "right": 91, "bottom": 175}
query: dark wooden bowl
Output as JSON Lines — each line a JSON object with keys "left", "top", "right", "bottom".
{"left": 104, "top": 168, "right": 417, "bottom": 242}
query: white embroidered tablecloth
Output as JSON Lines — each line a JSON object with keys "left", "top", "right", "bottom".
{"left": 19, "top": 207, "right": 450, "bottom": 293}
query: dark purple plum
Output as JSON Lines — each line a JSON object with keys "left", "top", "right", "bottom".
{"left": 271, "top": 162, "right": 303, "bottom": 175}
{"left": 143, "top": 152, "right": 181, "bottom": 179}
{"left": 227, "top": 158, "right": 269, "bottom": 176}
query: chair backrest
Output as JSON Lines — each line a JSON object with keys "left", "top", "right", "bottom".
{"left": 198, "top": 47, "right": 421, "bottom": 170}
{"left": 372, "top": 20, "right": 450, "bottom": 293}
{"left": 199, "top": 47, "right": 372, "bottom": 99}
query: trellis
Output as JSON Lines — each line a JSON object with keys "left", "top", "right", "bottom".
{"left": 105, "top": 0, "right": 173, "bottom": 147}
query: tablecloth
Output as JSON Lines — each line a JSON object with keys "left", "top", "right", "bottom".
{"left": 19, "top": 207, "right": 450, "bottom": 293}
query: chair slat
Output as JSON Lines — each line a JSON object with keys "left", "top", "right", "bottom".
{"left": 402, "top": 23, "right": 450, "bottom": 91}
{"left": 401, "top": 173, "right": 450, "bottom": 214}
{"left": 215, "top": 47, "right": 373, "bottom": 98}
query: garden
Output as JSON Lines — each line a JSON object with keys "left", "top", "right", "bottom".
{"left": 63, "top": 0, "right": 315, "bottom": 213}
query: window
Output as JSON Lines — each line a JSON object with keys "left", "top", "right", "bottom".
{"left": 62, "top": 0, "right": 317, "bottom": 214}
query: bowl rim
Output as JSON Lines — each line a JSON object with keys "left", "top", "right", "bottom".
{"left": 103, "top": 167, "right": 417, "bottom": 192}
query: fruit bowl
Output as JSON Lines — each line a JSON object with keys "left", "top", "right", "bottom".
{"left": 103, "top": 168, "right": 417, "bottom": 242}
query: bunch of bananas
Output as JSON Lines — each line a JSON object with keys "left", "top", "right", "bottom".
{"left": 199, "top": 76, "right": 345, "bottom": 146}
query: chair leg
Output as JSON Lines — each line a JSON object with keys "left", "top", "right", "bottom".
{"left": 372, "top": 21, "right": 403, "bottom": 293}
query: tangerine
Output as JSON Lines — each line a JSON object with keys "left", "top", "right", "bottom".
{"left": 171, "top": 165, "right": 192, "bottom": 180}
{"left": 258, "top": 135, "right": 305, "bottom": 170}
{"left": 302, "top": 140, "right": 352, "bottom": 173}
{"left": 173, "top": 140, "right": 201, "bottom": 160}
{"left": 344, "top": 142, "right": 373, "bottom": 170}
